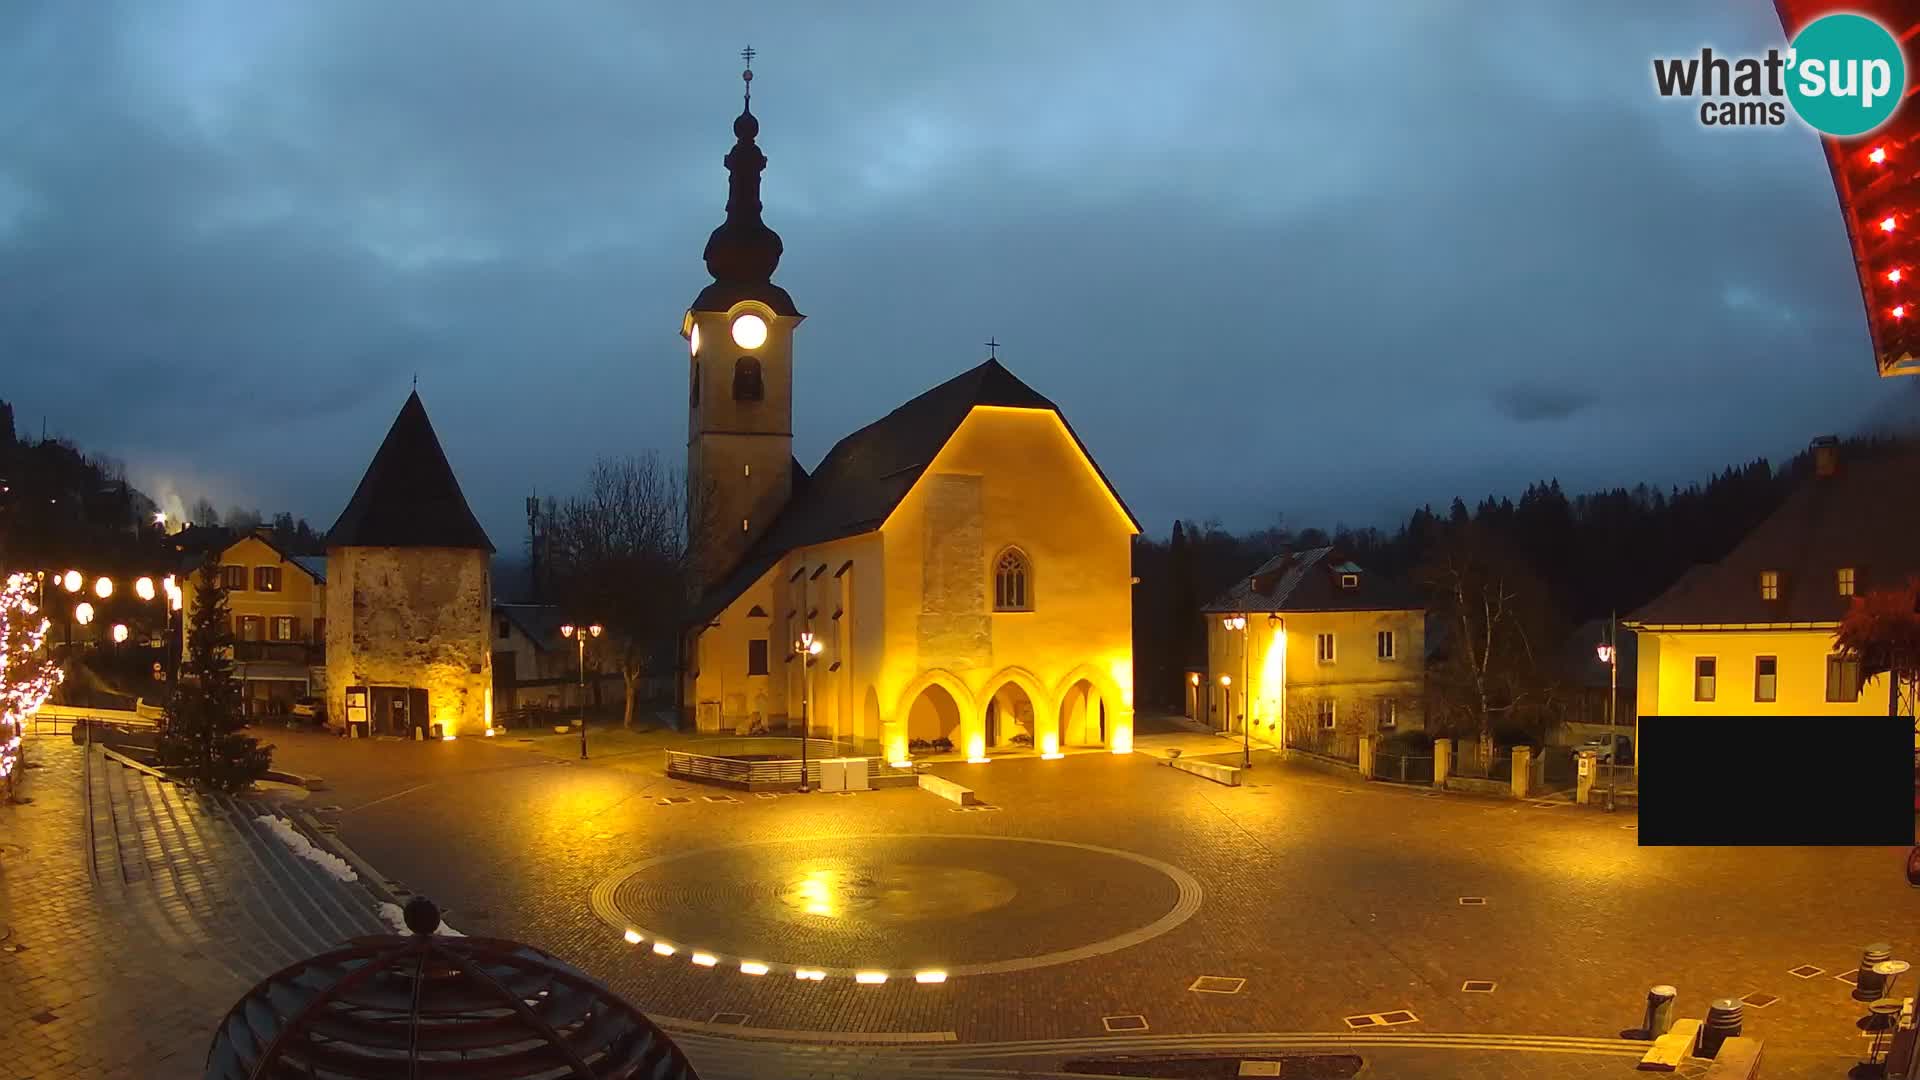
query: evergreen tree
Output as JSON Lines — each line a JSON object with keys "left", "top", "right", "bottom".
{"left": 158, "top": 558, "right": 270, "bottom": 792}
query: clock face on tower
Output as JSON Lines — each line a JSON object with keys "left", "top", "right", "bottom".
{"left": 731, "top": 313, "right": 768, "bottom": 349}
{"left": 689, "top": 323, "right": 702, "bottom": 356}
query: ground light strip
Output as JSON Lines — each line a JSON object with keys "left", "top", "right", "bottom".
{"left": 588, "top": 833, "right": 1204, "bottom": 981}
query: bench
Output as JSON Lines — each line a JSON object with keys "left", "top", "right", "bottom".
{"left": 1171, "top": 758, "right": 1242, "bottom": 787}
{"left": 1700, "top": 1037, "right": 1762, "bottom": 1078}
{"left": 918, "top": 774, "right": 977, "bottom": 806}
{"left": 1639, "top": 1018, "right": 1701, "bottom": 1071}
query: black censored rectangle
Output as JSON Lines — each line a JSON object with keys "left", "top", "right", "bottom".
{"left": 1638, "top": 716, "right": 1916, "bottom": 846}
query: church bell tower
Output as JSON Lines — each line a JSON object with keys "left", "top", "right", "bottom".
{"left": 685, "top": 48, "right": 803, "bottom": 594}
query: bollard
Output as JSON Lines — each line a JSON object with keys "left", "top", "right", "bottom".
{"left": 1645, "top": 985, "right": 1677, "bottom": 1038}
{"left": 1861, "top": 944, "right": 1895, "bottom": 998}
{"left": 1699, "top": 999, "right": 1742, "bottom": 1057}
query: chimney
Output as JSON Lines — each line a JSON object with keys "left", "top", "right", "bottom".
{"left": 1811, "top": 436, "right": 1839, "bottom": 478}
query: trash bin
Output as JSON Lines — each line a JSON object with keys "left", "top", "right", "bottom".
{"left": 1699, "top": 999, "right": 1742, "bottom": 1057}
{"left": 1644, "top": 985, "right": 1677, "bottom": 1038}
{"left": 1861, "top": 944, "right": 1895, "bottom": 997}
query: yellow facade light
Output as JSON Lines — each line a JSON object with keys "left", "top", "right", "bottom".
{"left": 731, "top": 313, "right": 768, "bottom": 349}
{"left": 854, "top": 971, "right": 888, "bottom": 985}
{"left": 623, "top": 929, "right": 643, "bottom": 945}
{"left": 691, "top": 952, "right": 718, "bottom": 967}
{"left": 914, "top": 971, "right": 948, "bottom": 984}
{"left": 794, "top": 968, "right": 826, "bottom": 981}
{"left": 740, "top": 961, "right": 769, "bottom": 976}
{"left": 651, "top": 942, "right": 676, "bottom": 956}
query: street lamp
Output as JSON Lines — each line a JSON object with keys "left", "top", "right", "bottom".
{"left": 1596, "top": 614, "right": 1619, "bottom": 810}
{"left": 560, "top": 622, "right": 602, "bottom": 759}
{"left": 1222, "top": 614, "right": 1250, "bottom": 769}
{"left": 794, "top": 632, "right": 824, "bottom": 792}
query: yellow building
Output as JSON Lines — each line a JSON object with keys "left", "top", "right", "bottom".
{"left": 181, "top": 529, "right": 327, "bottom": 716}
{"left": 680, "top": 79, "right": 1140, "bottom": 763}
{"left": 1201, "top": 549, "right": 1426, "bottom": 758}
{"left": 324, "top": 391, "right": 495, "bottom": 739}
{"left": 1625, "top": 438, "right": 1918, "bottom": 733}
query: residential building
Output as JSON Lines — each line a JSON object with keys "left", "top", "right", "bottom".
{"left": 1625, "top": 436, "right": 1920, "bottom": 733}
{"left": 681, "top": 80, "right": 1139, "bottom": 762}
{"left": 325, "top": 392, "right": 494, "bottom": 739}
{"left": 181, "top": 528, "right": 326, "bottom": 716}
{"left": 490, "top": 603, "right": 630, "bottom": 715}
{"left": 1202, "top": 548, "right": 1426, "bottom": 759}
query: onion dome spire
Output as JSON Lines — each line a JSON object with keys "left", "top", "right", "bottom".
{"left": 703, "top": 46, "right": 783, "bottom": 286}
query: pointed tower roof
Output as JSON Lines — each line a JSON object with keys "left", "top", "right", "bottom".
{"left": 327, "top": 391, "right": 495, "bottom": 552}
{"left": 693, "top": 50, "right": 800, "bottom": 317}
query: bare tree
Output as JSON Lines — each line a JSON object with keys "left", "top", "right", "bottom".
{"left": 545, "top": 455, "right": 694, "bottom": 730}
{"left": 1416, "top": 519, "right": 1562, "bottom": 750}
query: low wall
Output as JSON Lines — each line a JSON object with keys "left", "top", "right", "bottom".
{"left": 1284, "top": 749, "right": 1363, "bottom": 779}
{"left": 1444, "top": 776, "right": 1511, "bottom": 798}
{"left": 1171, "top": 758, "right": 1241, "bottom": 786}
{"left": 918, "top": 775, "right": 977, "bottom": 805}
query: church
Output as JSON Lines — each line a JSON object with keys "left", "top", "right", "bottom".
{"left": 680, "top": 62, "right": 1140, "bottom": 764}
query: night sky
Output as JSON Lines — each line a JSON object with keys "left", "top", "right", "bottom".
{"left": 5, "top": 1, "right": 1916, "bottom": 548}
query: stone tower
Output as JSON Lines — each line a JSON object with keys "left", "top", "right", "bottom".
{"left": 684, "top": 56, "right": 804, "bottom": 596}
{"left": 324, "top": 391, "right": 495, "bottom": 739}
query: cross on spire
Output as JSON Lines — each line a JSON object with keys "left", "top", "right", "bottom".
{"left": 985, "top": 337, "right": 1000, "bottom": 360}
{"left": 741, "top": 45, "right": 756, "bottom": 108}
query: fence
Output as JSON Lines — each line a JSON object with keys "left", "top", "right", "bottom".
{"left": 665, "top": 743, "right": 911, "bottom": 791}
{"left": 1374, "top": 750, "right": 1435, "bottom": 785}
{"left": 1450, "top": 741, "right": 1512, "bottom": 782}
{"left": 1288, "top": 729, "right": 1359, "bottom": 764}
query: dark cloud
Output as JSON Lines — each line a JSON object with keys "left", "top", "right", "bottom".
{"left": 0, "top": 0, "right": 1891, "bottom": 543}
{"left": 1493, "top": 384, "right": 1596, "bottom": 423}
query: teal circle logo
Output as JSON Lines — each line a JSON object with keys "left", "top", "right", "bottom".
{"left": 1786, "top": 14, "right": 1906, "bottom": 137}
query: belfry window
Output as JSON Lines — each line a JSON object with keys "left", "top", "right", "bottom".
{"left": 733, "top": 356, "right": 764, "bottom": 401}
{"left": 993, "top": 548, "right": 1032, "bottom": 611}
{"left": 690, "top": 365, "right": 700, "bottom": 406}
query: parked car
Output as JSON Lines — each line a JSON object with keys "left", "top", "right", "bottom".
{"left": 290, "top": 697, "right": 325, "bottom": 722}
{"left": 1579, "top": 733, "right": 1633, "bottom": 766}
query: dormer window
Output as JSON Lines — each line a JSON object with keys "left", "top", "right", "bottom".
{"left": 1340, "top": 574, "right": 1359, "bottom": 589}
{"left": 1838, "top": 567, "right": 1856, "bottom": 596}
{"left": 1759, "top": 570, "right": 1780, "bottom": 600}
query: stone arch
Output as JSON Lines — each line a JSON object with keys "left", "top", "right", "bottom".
{"left": 979, "top": 666, "right": 1055, "bottom": 753}
{"left": 1053, "top": 664, "right": 1128, "bottom": 750}
{"left": 895, "top": 668, "right": 978, "bottom": 756}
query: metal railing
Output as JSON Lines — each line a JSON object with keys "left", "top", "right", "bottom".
{"left": 665, "top": 745, "right": 911, "bottom": 789}
{"left": 1375, "top": 752, "right": 1435, "bottom": 785}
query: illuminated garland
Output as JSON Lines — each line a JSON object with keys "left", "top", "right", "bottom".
{"left": 2, "top": 572, "right": 64, "bottom": 791}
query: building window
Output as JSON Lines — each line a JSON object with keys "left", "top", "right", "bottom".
{"left": 993, "top": 548, "right": 1032, "bottom": 611}
{"left": 254, "top": 566, "right": 281, "bottom": 592}
{"left": 1377, "top": 630, "right": 1396, "bottom": 660}
{"left": 732, "top": 356, "right": 764, "bottom": 401}
{"left": 1838, "top": 567, "right": 1856, "bottom": 596}
{"left": 1316, "top": 699, "right": 1336, "bottom": 729}
{"left": 747, "top": 639, "right": 769, "bottom": 676}
{"left": 1827, "top": 655, "right": 1862, "bottom": 702}
{"left": 1693, "top": 657, "right": 1716, "bottom": 702}
{"left": 222, "top": 565, "right": 248, "bottom": 591}
{"left": 1316, "top": 633, "right": 1336, "bottom": 663}
{"left": 1340, "top": 573, "right": 1359, "bottom": 589}
{"left": 1759, "top": 570, "right": 1779, "bottom": 600}
{"left": 271, "top": 617, "right": 296, "bottom": 642}
{"left": 314, "top": 618, "right": 325, "bottom": 643}
{"left": 238, "top": 615, "right": 262, "bottom": 642}
{"left": 1754, "top": 656, "right": 1777, "bottom": 703}
{"left": 1377, "top": 698, "right": 1396, "bottom": 729}
{"left": 498, "top": 618, "right": 510, "bottom": 640}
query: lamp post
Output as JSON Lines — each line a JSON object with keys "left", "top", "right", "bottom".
{"left": 1222, "top": 614, "right": 1249, "bottom": 769}
{"left": 794, "top": 632, "right": 823, "bottom": 792}
{"left": 1596, "top": 615, "right": 1618, "bottom": 810}
{"left": 561, "top": 622, "right": 602, "bottom": 759}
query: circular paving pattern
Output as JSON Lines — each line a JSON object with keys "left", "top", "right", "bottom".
{"left": 589, "top": 834, "right": 1202, "bottom": 978}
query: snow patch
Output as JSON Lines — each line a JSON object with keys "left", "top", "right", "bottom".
{"left": 377, "top": 902, "right": 464, "bottom": 937}
{"left": 255, "top": 814, "right": 358, "bottom": 883}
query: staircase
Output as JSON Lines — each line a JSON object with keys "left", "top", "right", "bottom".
{"left": 85, "top": 747, "right": 386, "bottom": 984}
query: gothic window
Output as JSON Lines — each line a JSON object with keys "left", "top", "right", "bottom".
{"left": 732, "top": 356, "right": 764, "bottom": 401}
{"left": 993, "top": 547, "right": 1032, "bottom": 611}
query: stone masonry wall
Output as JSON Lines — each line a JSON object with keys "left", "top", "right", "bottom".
{"left": 325, "top": 546, "right": 492, "bottom": 737}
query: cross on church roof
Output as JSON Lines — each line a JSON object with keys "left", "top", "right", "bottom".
{"left": 985, "top": 337, "right": 1000, "bottom": 360}
{"left": 741, "top": 46, "right": 755, "bottom": 107}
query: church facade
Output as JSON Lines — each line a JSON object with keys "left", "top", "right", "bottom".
{"left": 680, "top": 71, "right": 1139, "bottom": 764}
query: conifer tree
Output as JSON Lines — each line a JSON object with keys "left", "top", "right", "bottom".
{"left": 158, "top": 558, "right": 270, "bottom": 792}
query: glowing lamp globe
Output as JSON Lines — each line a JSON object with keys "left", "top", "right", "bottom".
{"left": 135, "top": 577, "right": 155, "bottom": 601}
{"left": 730, "top": 313, "right": 768, "bottom": 349}
{"left": 112, "top": 623, "right": 129, "bottom": 643}
{"left": 75, "top": 602, "right": 95, "bottom": 625}
{"left": 94, "top": 577, "right": 112, "bottom": 599}
{"left": 560, "top": 624, "right": 575, "bottom": 639}
{"left": 1219, "top": 674, "right": 1231, "bottom": 687}
{"left": 589, "top": 624, "right": 603, "bottom": 638}
{"left": 62, "top": 571, "right": 81, "bottom": 593}
{"left": 1596, "top": 643, "right": 1614, "bottom": 664}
